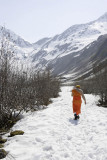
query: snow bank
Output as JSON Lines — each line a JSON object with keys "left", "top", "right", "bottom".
{"left": 4, "top": 87, "right": 107, "bottom": 160}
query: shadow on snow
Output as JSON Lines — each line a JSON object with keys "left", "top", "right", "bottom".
{"left": 69, "top": 118, "right": 79, "bottom": 125}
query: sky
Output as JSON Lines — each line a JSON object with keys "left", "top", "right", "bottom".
{"left": 0, "top": 0, "right": 107, "bottom": 43}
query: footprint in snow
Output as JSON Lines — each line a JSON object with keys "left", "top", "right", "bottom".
{"left": 43, "top": 145, "right": 53, "bottom": 151}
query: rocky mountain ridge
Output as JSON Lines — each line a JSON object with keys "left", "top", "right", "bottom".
{"left": 0, "top": 12, "right": 107, "bottom": 80}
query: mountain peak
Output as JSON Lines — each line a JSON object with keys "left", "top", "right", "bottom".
{"left": 97, "top": 12, "right": 107, "bottom": 22}
{"left": 0, "top": 26, "right": 32, "bottom": 48}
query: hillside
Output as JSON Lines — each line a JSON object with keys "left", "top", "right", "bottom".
{"left": 53, "top": 34, "right": 107, "bottom": 81}
{"left": 28, "top": 12, "right": 107, "bottom": 77}
{"left": 0, "top": 12, "right": 107, "bottom": 79}
{"left": 0, "top": 26, "right": 34, "bottom": 60}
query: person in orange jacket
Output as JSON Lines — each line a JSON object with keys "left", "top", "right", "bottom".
{"left": 71, "top": 85, "right": 86, "bottom": 120}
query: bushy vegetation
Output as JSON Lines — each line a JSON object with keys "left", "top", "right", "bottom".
{"left": 0, "top": 28, "right": 61, "bottom": 131}
{"left": 75, "top": 62, "right": 107, "bottom": 107}
{"left": 92, "top": 63, "right": 107, "bottom": 106}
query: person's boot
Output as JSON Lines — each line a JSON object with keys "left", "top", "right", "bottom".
{"left": 74, "top": 113, "right": 77, "bottom": 120}
{"left": 74, "top": 114, "right": 80, "bottom": 120}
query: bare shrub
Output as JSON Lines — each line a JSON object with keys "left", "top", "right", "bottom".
{"left": 30, "top": 69, "right": 61, "bottom": 106}
{"left": 0, "top": 28, "right": 61, "bottom": 130}
{"left": 74, "top": 62, "right": 107, "bottom": 107}
{"left": 92, "top": 63, "right": 107, "bottom": 106}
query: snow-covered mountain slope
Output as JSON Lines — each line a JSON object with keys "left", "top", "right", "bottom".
{"left": 51, "top": 34, "right": 107, "bottom": 81}
{"left": 0, "top": 12, "right": 107, "bottom": 78}
{"left": 4, "top": 87, "right": 107, "bottom": 160}
{"left": 28, "top": 12, "right": 107, "bottom": 72}
{"left": 0, "top": 26, "right": 32, "bottom": 48}
{"left": 0, "top": 26, "right": 34, "bottom": 61}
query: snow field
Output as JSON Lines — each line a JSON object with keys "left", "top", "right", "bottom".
{"left": 4, "top": 86, "right": 107, "bottom": 160}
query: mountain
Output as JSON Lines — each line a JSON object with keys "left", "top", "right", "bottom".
{"left": 0, "top": 12, "right": 107, "bottom": 79}
{"left": 52, "top": 34, "right": 107, "bottom": 81}
{"left": 0, "top": 26, "right": 32, "bottom": 48}
{"left": 0, "top": 26, "right": 34, "bottom": 60}
{"left": 28, "top": 12, "right": 107, "bottom": 76}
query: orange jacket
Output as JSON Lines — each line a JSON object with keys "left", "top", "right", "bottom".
{"left": 72, "top": 89, "right": 82, "bottom": 115}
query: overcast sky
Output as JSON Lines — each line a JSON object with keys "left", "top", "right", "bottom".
{"left": 0, "top": 0, "right": 107, "bottom": 43}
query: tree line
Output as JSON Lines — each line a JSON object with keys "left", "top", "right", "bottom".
{"left": 0, "top": 28, "right": 61, "bottom": 131}
{"left": 76, "top": 61, "right": 107, "bottom": 107}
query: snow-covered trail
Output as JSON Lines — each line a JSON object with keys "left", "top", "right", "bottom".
{"left": 4, "top": 87, "right": 107, "bottom": 160}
